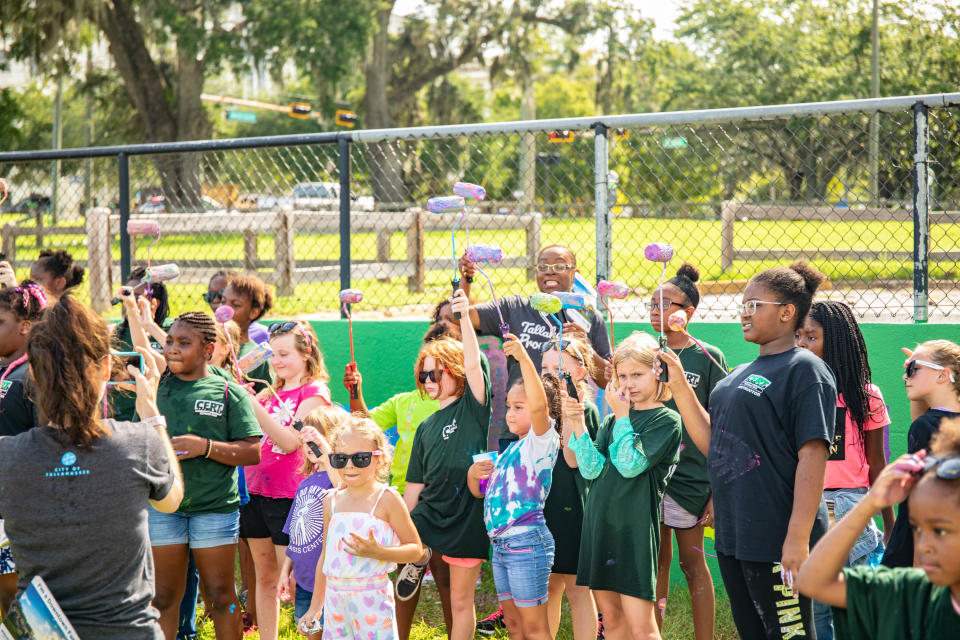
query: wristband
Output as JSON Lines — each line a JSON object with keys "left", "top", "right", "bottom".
{"left": 464, "top": 276, "right": 473, "bottom": 283}
{"left": 204, "top": 438, "right": 213, "bottom": 459}
{"left": 141, "top": 415, "right": 167, "bottom": 430}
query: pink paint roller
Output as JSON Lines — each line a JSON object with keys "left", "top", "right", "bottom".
{"left": 530, "top": 293, "right": 567, "bottom": 377}
{"left": 427, "top": 195, "right": 468, "bottom": 316}
{"left": 667, "top": 310, "right": 727, "bottom": 373}
{"left": 597, "top": 280, "right": 631, "bottom": 345}
{"left": 453, "top": 182, "right": 485, "bottom": 245}
{"left": 214, "top": 305, "right": 244, "bottom": 383}
{"left": 339, "top": 288, "right": 363, "bottom": 399}
{"left": 127, "top": 219, "right": 162, "bottom": 295}
{"left": 464, "top": 244, "right": 509, "bottom": 336}
{"left": 646, "top": 242, "right": 674, "bottom": 382}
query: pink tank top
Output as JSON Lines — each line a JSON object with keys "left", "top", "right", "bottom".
{"left": 322, "top": 486, "right": 400, "bottom": 580}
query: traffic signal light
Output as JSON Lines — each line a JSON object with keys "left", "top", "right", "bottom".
{"left": 548, "top": 130, "right": 573, "bottom": 143}
{"left": 290, "top": 102, "right": 312, "bottom": 119}
{"left": 335, "top": 110, "right": 358, "bottom": 128}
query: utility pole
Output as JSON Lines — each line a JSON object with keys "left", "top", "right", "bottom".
{"left": 50, "top": 72, "right": 63, "bottom": 227}
{"left": 868, "top": 0, "right": 879, "bottom": 205}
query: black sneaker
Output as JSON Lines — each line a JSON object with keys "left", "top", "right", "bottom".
{"left": 395, "top": 550, "right": 431, "bottom": 601}
{"left": 476, "top": 605, "right": 505, "bottom": 635}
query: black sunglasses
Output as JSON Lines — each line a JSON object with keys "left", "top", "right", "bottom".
{"left": 922, "top": 455, "right": 960, "bottom": 480}
{"left": 328, "top": 451, "right": 382, "bottom": 469}
{"left": 202, "top": 288, "right": 224, "bottom": 304}
{"left": 269, "top": 321, "right": 299, "bottom": 334}
{"left": 418, "top": 369, "right": 445, "bottom": 384}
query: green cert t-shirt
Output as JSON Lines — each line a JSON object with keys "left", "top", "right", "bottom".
{"left": 663, "top": 340, "right": 727, "bottom": 516}
{"left": 238, "top": 340, "right": 273, "bottom": 393}
{"left": 576, "top": 407, "right": 682, "bottom": 600}
{"left": 369, "top": 390, "right": 440, "bottom": 495}
{"left": 405, "top": 371, "right": 492, "bottom": 560}
{"left": 833, "top": 566, "right": 960, "bottom": 639}
{"left": 157, "top": 374, "right": 262, "bottom": 514}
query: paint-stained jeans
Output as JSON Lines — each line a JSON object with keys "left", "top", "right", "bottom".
{"left": 717, "top": 553, "right": 817, "bottom": 640}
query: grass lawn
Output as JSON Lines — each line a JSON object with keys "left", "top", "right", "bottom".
{"left": 195, "top": 568, "right": 740, "bottom": 639}
{"left": 5, "top": 213, "right": 958, "bottom": 318}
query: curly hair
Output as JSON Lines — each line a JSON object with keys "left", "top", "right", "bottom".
{"left": 508, "top": 372, "right": 563, "bottom": 435}
{"left": 226, "top": 273, "right": 274, "bottom": 322}
{"left": 35, "top": 249, "right": 84, "bottom": 289}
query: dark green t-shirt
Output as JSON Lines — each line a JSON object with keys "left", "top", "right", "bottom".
{"left": 157, "top": 373, "right": 262, "bottom": 514}
{"left": 238, "top": 340, "right": 272, "bottom": 393}
{"left": 833, "top": 566, "right": 960, "bottom": 639}
{"left": 406, "top": 371, "right": 492, "bottom": 559}
{"left": 663, "top": 340, "right": 727, "bottom": 516}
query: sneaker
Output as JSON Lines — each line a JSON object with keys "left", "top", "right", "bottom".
{"left": 597, "top": 611, "right": 605, "bottom": 640}
{"left": 476, "top": 605, "right": 505, "bottom": 635}
{"left": 395, "top": 549, "right": 431, "bottom": 601}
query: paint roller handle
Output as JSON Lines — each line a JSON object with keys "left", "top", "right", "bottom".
{"left": 291, "top": 419, "right": 324, "bottom": 458}
{"left": 348, "top": 362, "right": 359, "bottom": 400}
{"left": 658, "top": 337, "right": 669, "bottom": 383}
{"left": 451, "top": 279, "right": 462, "bottom": 320}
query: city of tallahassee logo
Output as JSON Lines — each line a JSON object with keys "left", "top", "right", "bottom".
{"left": 738, "top": 374, "right": 772, "bottom": 397}
{"left": 194, "top": 399, "right": 225, "bottom": 418}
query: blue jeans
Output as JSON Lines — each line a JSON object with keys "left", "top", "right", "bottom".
{"left": 177, "top": 552, "right": 199, "bottom": 640}
{"left": 491, "top": 524, "right": 554, "bottom": 607}
{"left": 148, "top": 508, "right": 240, "bottom": 549}
{"left": 813, "top": 488, "right": 885, "bottom": 640}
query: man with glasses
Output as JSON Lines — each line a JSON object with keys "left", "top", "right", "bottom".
{"left": 459, "top": 245, "right": 611, "bottom": 449}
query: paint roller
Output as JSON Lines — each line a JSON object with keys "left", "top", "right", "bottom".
{"left": 646, "top": 242, "right": 674, "bottom": 382}
{"left": 339, "top": 288, "right": 363, "bottom": 399}
{"left": 530, "top": 292, "right": 568, "bottom": 378}
{"left": 597, "top": 280, "right": 631, "bottom": 346}
{"left": 110, "top": 263, "right": 180, "bottom": 305}
{"left": 464, "top": 244, "right": 509, "bottom": 336}
{"left": 667, "top": 310, "right": 727, "bottom": 374}
{"left": 453, "top": 181, "right": 485, "bottom": 246}
{"left": 427, "top": 195, "right": 467, "bottom": 317}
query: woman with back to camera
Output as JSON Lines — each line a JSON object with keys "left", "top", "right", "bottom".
{"left": 0, "top": 294, "right": 183, "bottom": 639}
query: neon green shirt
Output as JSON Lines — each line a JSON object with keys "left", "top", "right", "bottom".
{"left": 369, "top": 390, "right": 440, "bottom": 494}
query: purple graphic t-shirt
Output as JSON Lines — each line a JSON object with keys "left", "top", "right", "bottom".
{"left": 283, "top": 471, "right": 333, "bottom": 592}
{"left": 483, "top": 426, "right": 559, "bottom": 537}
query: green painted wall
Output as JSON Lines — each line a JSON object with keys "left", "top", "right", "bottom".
{"left": 308, "top": 319, "right": 956, "bottom": 588}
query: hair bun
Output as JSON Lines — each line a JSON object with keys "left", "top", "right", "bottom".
{"left": 676, "top": 262, "right": 700, "bottom": 283}
{"left": 789, "top": 261, "right": 827, "bottom": 295}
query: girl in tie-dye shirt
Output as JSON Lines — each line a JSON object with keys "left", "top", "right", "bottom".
{"left": 468, "top": 333, "right": 562, "bottom": 638}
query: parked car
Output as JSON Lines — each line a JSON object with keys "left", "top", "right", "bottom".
{"left": 292, "top": 182, "right": 339, "bottom": 210}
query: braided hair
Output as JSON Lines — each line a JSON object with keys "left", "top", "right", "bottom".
{"left": 173, "top": 311, "right": 218, "bottom": 346}
{"left": 0, "top": 280, "right": 48, "bottom": 322}
{"left": 809, "top": 301, "right": 875, "bottom": 451}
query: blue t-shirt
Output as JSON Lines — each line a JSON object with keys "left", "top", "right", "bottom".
{"left": 483, "top": 425, "right": 559, "bottom": 537}
{"left": 283, "top": 471, "right": 333, "bottom": 592}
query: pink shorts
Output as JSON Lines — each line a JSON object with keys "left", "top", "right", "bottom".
{"left": 442, "top": 555, "right": 483, "bottom": 568}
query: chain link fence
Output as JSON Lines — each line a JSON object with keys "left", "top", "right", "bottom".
{"left": 1, "top": 94, "right": 958, "bottom": 321}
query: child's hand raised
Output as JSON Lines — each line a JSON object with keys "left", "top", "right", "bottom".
{"left": 343, "top": 364, "right": 363, "bottom": 392}
{"left": 449, "top": 288, "right": 470, "bottom": 318}
{"left": 559, "top": 389, "right": 585, "bottom": 418}
{"left": 458, "top": 253, "right": 477, "bottom": 280}
{"left": 344, "top": 529, "right": 385, "bottom": 559}
{"left": 605, "top": 380, "right": 629, "bottom": 419}
{"left": 654, "top": 348, "right": 685, "bottom": 387}
{"left": 299, "top": 426, "right": 331, "bottom": 464}
{"left": 866, "top": 452, "right": 927, "bottom": 511}
{"left": 501, "top": 332, "right": 531, "bottom": 363}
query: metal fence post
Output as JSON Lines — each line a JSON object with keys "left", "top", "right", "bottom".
{"left": 339, "top": 135, "right": 352, "bottom": 319}
{"left": 594, "top": 123, "right": 611, "bottom": 296}
{"left": 118, "top": 152, "right": 131, "bottom": 283}
{"left": 912, "top": 102, "right": 929, "bottom": 323}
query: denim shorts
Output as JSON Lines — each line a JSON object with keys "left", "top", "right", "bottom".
{"left": 491, "top": 524, "right": 554, "bottom": 608}
{"left": 294, "top": 584, "right": 317, "bottom": 624}
{"left": 148, "top": 507, "right": 240, "bottom": 549}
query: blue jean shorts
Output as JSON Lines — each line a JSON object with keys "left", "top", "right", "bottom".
{"left": 294, "top": 584, "right": 319, "bottom": 627}
{"left": 491, "top": 524, "right": 554, "bottom": 608}
{"left": 148, "top": 507, "right": 239, "bottom": 549}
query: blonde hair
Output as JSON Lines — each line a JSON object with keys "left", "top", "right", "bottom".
{"left": 299, "top": 405, "right": 350, "bottom": 476}
{"left": 268, "top": 321, "right": 330, "bottom": 393}
{"left": 213, "top": 320, "right": 241, "bottom": 379}
{"left": 332, "top": 414, "right": 393, "bottom": 482}
{"left": 916, "top": 339, "right": 960, "bottom": 400}
{"left": 414, "top": 337, "right": 466, "bottom": 398}
{"left": 612, "top": 331, "right": 671, "bottom": 403}
{"left": 553, "top": 333, "right": 599, "bottom": 397}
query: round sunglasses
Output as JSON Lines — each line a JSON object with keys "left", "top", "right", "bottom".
{"left": 328, "top": 451, "right": 382, "bottom": 469}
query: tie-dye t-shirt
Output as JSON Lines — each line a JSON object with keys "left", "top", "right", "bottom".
{"left": 483, "top": 426, "right": 560, "bottom": 538}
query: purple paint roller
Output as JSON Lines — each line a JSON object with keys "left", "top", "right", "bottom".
{"left": 464, "top": 244, "right": 509, "bottom": 336}
{"left": 667, "top": 310, "right": 727, "bottom": 374}
{"left": 646, "top": 242, "right": 674, "bottom": 382}
{"left": 598, "top": 280, "right": 631, "bottom": 345}
{"left": 453, "top": 182, "right": 486, "bottom": 201}
{"left": 427, "top": 195, "right": 468, "bottom": 317}
{"left": 214, "top": 305, "right": 244, "bottom": 383}
{"left": 339, "top": 289, "right": 363, "bottom": 399}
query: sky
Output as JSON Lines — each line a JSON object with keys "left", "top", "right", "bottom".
{"left": 393, "top": 0, "right": 684, "bottom": 41}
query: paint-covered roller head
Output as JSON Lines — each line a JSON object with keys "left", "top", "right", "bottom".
{"left": 214, "top": 305, "right": 234, "bottom": 324}
{"left": 464, "top": 244, "right": 503, "bottom": 264}
{"left": 554, "top": 291, "right": 585, "bottom": 309}
{"left": 453, "top": 182, "right": 486, "bottom": 201}
{"left": 426, "top": 196, "right": 465, "bottom": 213}
{"left": 530, "top": 293, "right": 562, "bottom": 314}
{"left": 144, "top": 263, "right": 180, "bottom": 282}
{"left": 597, "top": 280, "right": 631, "bottom": 299}
{"left": 668, "top": 310, "right": 688, "bottom": 331}
{"left": 644, "top": 242, "right": 674, "bottom": 262}
{"left": 238, "top": 342, "right": 274, "bottom": 374}
{"left": 339, "top": 289, "right": 364, "bottom": 304}
{"left": 127, "top": 219, "right": 159, "bottom": 235}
